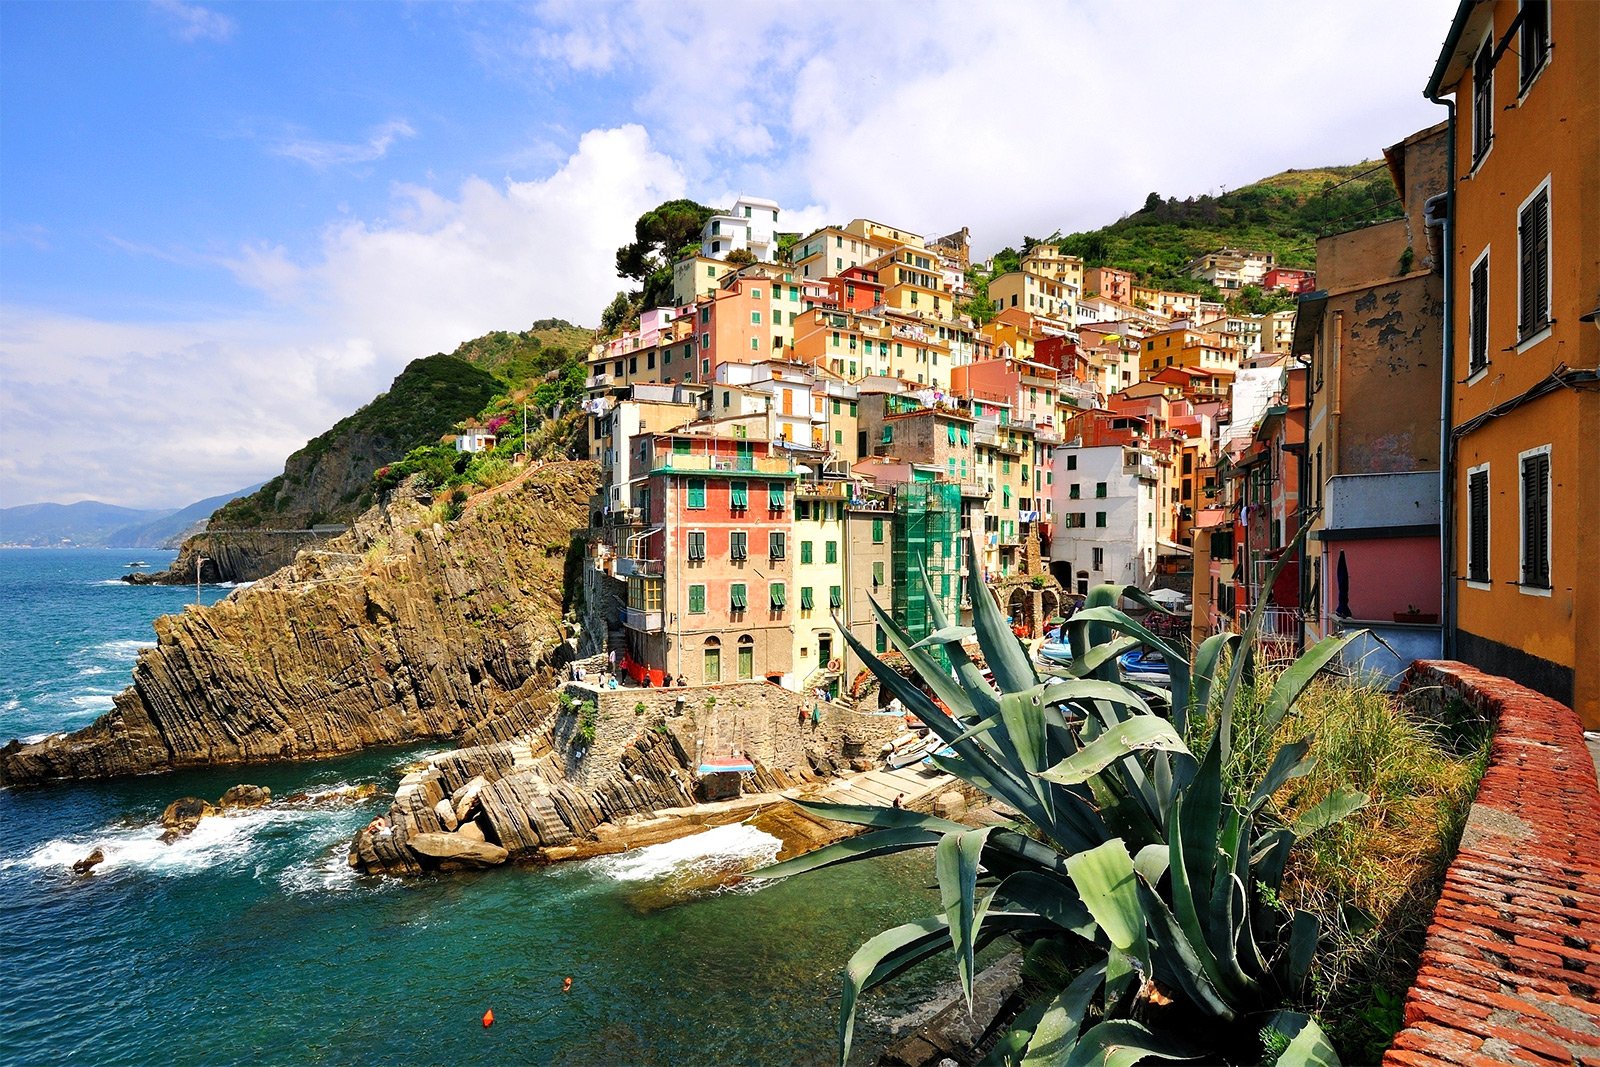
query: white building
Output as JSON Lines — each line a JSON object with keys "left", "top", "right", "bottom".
{"left": 1048, "top": 444, "right": 1159, "bottom": 594}
{"left": 708, "top": 359, "right": 857, "bottom": 452}
{"left": 1186, "top": 248, "right": 1275, "bottom": 291}
{"left": 700, "top": 196, "right": 781, "bottom": 262}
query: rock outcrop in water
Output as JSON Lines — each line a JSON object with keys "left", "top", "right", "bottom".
{"left": 0, "top": 462, "right": 597, "bottom": 786}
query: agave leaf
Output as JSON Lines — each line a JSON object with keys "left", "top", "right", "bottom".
{"left": 869, "top": 595, "right": 989, "bottom": 743}
{"left": 965, "top": 531, "right": 1038, "bottom": 692}
{"left": 789, "top": 798, "right": 969, "bottom": 833}
{"left": 1265, "top": 1011, "right": 1342, "bottom": 1067}
{"left": 991, "top": 869, "right": 1096, "bottom": 937}
{"left": 1166, "top": 794, "right": 1249, "bottom": 1004}
{"left": 1000, "top": 687, "right": 1055, "bottom": 822}
{"left": 839, "top": 915, "right": 951, "bottom": 1065}
{"left": 754, "top": 825, "right": 944, "bottom": 880}
{"left": 920, "top": 560, "right": 1000, "bottom": 720}
{"left": 1292, "top": 789, "right": 1369, "bottom": 839}
{"left": 984, "top": 993, "right": 1050, "bottom": 1067}
{"left": 912, "top": 624, "right": 976, "bottom": 649}
{"left": 1042, "top": 678, "right": 1155, "bottom": 716}
{"left": 1065, "top": 838, "right": 1150, "bottom": 995}
{"left": 1070, "top": 635, "right": 1140, "bottom": 679}
{"left": 1063, "top": 1019, "right": 1199, "bottom": 1067}
{"left": 1248, "top": 738, "right": 1315, "bottom": 813}
{"left": 1132, "top": 843, "right": 1169, "bottom": 885}
{"left": 1019, "top": 961, "right": 1108, "bottom": 1067}
{"left": 1135, "top": 881, "right": 1236, "bottom": 1020}
{"left": 1179, "top": 738, "right": 1224, "bottom": 911}
{"left": 1258, "top": 631, "right": 1367, "bottom": 740}
{"left": 1251, "top": 828, "right": 1295, "bottom": 892}
{"left": 1067, "top": 604, "right": 1191, "bottom": 720}
{"left": 1288, "top": 909, "right": 1319, "bottom": 988}
{"left": 1038, "top": 717, "right": 1191, "bottom": 786}
{"left": 936, "top": 826, "right": 996, "bottom": 1009}
{"left": 1117, "top": 586, "right": 1182, "bottom": 618}
{"left": 1188, "top": 631, "right": 1239, "bottom": 727}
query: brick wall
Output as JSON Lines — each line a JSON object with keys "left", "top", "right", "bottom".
{"left": 1383, "top": 660, "right": 1600, "bottom": 1066}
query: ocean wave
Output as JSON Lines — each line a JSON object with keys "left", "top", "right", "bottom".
{"left": 75, "top": 665, "right": 113, "bottom": 677}
{"left": 586, "top": 823, "right": 782, "bottom": 884}
{"left": 1, "top": 697, "right": 19, "bottom": 713}
{"left": 92, "top": 639, "right": 154, "bottom": 660}
{"left": 217, "top": 581, "right": 255, "bottom": 589}
{"left": 68, "top": 694, "right": 115, "bottom": 713}
{"left": 19, "top": 731, "right": 61, "bottom": 745}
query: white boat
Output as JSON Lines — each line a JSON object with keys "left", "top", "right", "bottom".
{"left": 883, "top": 731, "right": 938, "bottom": 769}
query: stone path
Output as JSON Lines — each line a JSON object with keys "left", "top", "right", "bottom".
{"left": 1384, "top": 662, "right": 1600, "bottom": 1067}
{"left": 821, "top": 763, "right": 954, "bottom": 808}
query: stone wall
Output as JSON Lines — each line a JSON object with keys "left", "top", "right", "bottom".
{"left": 1382, "top": 660, "right": 1600, "bottom": 1066}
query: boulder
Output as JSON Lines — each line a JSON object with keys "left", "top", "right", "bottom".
{"left": 455, "top": 819, "right": 487, "bottom": 843}
{"left": 283, "top": 782, "right": 378, "bottom": 804}
{"left": 935, "top": 791, "right": 967, "bottom": 819}
{"left": 72, "top": 848, "right": 105, "bottom": 874}
{"left": 434, "top": 798, "right": 459, "bottom": 832}
{"left": 405, "top": 832, "right": 508, "bottom": 867}
{"left": 218, "top": 784, "right": 272, "bottom": 809}
{"left": 159, "top": 796, "right": 217, "bottom": 841}
{"left": 451, "top": 775, "right": 489, "bottom": 824}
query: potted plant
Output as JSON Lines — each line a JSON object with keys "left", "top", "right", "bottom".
{"left": 1393, "top": 604, "right": 1439, "bottom": 624}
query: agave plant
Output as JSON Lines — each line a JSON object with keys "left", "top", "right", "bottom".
{"left": 755, "top": 534, "right": 1367, "bottom": 1066}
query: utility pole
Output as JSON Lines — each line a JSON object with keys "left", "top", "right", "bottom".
{"left": 195, "top": 556, "right": 209, "bottom": 606}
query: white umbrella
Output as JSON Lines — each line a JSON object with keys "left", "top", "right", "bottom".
{"left": 1145, "top": 588, "right": 1188, "bottom": 604}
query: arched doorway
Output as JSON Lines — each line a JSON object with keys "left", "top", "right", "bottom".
{"left": 737, "top": 635, "right": 755, "bottom": 680}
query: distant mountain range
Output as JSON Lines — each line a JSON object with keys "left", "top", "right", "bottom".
{"left": 0, "top": 483, "right": 265, "bottom": 549}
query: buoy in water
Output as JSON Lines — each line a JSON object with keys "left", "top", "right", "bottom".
{"left": 562, "top": 976, "right": 573, "bottom": 993}
{"left": 482, "top": 1009, "right": 494, "bottom": 1028}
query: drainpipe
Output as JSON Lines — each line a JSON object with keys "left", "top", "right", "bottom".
{"left": 1427, "top": 89, "right": 1458, "bottom": 660}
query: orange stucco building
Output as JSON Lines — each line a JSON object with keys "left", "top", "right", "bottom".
{"left": 1428, "top": 0, "right": 1599, "bottom": 725}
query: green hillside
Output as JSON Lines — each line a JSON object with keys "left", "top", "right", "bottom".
{"left": 1056, "top": 160, "right": 1402, "bottom": 294}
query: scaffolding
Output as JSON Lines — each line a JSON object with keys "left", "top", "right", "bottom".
{"left": 892, "top": 482, "right": 963, "bottom": 645}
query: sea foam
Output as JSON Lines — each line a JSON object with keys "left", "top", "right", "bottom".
{"left": 586, "top": 823, "right": 782, "bottom": 884}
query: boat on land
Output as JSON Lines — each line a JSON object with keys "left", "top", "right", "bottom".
{"left": 883, "top": 731, "right": 938, "bottom": 769}
{"left": 1118, "top": 648, "right": 1172, "bottom": 681}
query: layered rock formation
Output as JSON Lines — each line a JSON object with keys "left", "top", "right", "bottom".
{"left": 1, "top": 462, "right": 596, "bottom": 785}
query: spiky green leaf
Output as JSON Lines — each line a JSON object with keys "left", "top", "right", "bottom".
{"left": 936, "top": 826, "right": 996, "bottom": 1008}
{"left": 1063, "top": 1019, "right": 1198, "bottom": 1067}
{"left": 1039, "top": 717, "right": 1191, "bottom": 786}
{"left": 1265, "top": 1011, "right": 1342, "bottom": 1067}
{"left": 1291, "top": 789, "right": 1369, "bottom": 839}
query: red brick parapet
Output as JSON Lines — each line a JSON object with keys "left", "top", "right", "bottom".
{"left": 1383, "top": 661, "right": 1600, "bottom": 1067}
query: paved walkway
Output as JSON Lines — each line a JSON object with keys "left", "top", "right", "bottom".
{"left": 1384, "top": 662, "right": 1600, "bottom": 1067}
{"left": 821, "top": 763, "right": 955, "bottom": 808}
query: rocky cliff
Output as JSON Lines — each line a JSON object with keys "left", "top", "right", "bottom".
{"left": 1, "top": 461, "right": 597, "bottom": 785}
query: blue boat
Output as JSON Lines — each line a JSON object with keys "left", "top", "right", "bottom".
{"left": 1118, "top": 648, "right": 1171, "bottom": 680}
{"left": 1036, "top": 641, "right": 1074, "bottom": 665}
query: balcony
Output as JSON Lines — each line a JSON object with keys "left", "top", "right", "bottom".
{"left": 654, "top": 453, "right": 793, "bottom": 475}
{"left": 604, "top": 507, "right": 647, "bottom": 527}
{"left": 959, "top": 482, "right": 989, "bottom": 499}
{"left": 1123, "top": 457, "right": 1159, "bottom": 482}
{"left": 796, "top": 480, "right": 851, "bottom": 499}
{"left": 615, "top": 557, "right": 664, "bottom": 578}
{"left": 624, "top": 607, "right": 664, "bottom": 632}
{"left": 585, "top": 372, "right": 614, "bottom": 390}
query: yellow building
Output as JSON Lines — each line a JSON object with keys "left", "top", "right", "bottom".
{"left": 1139, "top": 327, "right": 1239, "bottom": 380}
{"left": 1428, "top": 0, "right": 1599, "bottom": 724}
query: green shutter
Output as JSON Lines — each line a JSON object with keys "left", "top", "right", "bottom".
{"left": 829, "top": 586, "right": 842, "bottom": 608}
{"left": 689, "top": 585, "right": 706, "bottom": 613}
{"left": 825, "top": 541, "right": 838, "bottom": 564}
{"left": 872, "top": 518, "right": 883, "bottom": 543}
{"left": 731, "top": 481, "right": 748, "bottom": 509}
{"left": 768, "top": 482, "right": 785, "bottom": 509}
{"left": 801, "top": 541, "right": 813, "bottom": 564}
{"left": 673, "top": 439, "right": 690, "bottom": 455}
{"left": 687, "top": 479, "right": 706, "bottom": 509}
{"left": 800, "top": 586, "right": 814, "bottom": 610}
{"left": 770, "top": 583, "right": 786, "bottom": 608}
{"left": 731, "top": 583, "right": 747, "bottom": 610}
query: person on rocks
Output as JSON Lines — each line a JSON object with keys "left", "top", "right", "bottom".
{"left": 893, "top": 794, "right": 905, "bottom": 809}
{"left": 797, "top": 706, "right": 806, "bottom": 727}
{"left": 811, "top": 704, "right": 821, "bottom": 728}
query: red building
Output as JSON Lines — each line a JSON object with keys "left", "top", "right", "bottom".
{"left": 618, "top": 431, "right": 799, "bottom": 688}
{"left": 1261, "top": 267, "right": 1316, "bottom": 294}
{"left": 826, "top": 266, "right": 884, "bottom": 313}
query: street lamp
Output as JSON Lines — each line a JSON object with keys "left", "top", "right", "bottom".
{"left": 195, "top": 556, "right": 210, "bottom": 606}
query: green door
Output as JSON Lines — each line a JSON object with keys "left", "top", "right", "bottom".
{"left": 704, "top": 647, "right": 721, "bottom": 684}
{"left": 738, "top": 643, "right": 754, "bottom": 680}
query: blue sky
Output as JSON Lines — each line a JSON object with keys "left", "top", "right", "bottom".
{"left": 0, "top": 0, "right": 1455, "bottom": 510}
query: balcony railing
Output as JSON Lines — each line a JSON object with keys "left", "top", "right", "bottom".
{"left": 796, "top": 480, "right": 851, "bottom": 499}
{"left": 604, "top": 507, "right": 646, "bottom": 526}
{"left": 624, "top": 607, "right": 664, "bottom": 632}
{"left": 654, "top": 453, "right": 793, "bottom": 475}
{"left": 615, "top": 557, "right": 664, "bottom": 578}
{"left": 585, "top": 372, "right": 613, "bottom": 389}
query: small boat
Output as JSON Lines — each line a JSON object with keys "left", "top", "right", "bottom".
{"left": 883, "top": 731, "right": 938, "bottom": 769}
{"left": 125, "top": 561, "right": 148, "bottom": 568}
{"left": 1036, "top": 641, "right": 1074, "bottom": 666}
{"left": 1119, "top": 648, "right": 1171, "bottom": 680}
{"left": 921, "top": 744, "right": 956, "bottom": 768}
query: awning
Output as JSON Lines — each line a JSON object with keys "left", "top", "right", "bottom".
{"left": 1156, "top": 539, "right": 1192, "bottom": 556}
{"left": 698, "top": 760, "right": 755, "bottom": 775}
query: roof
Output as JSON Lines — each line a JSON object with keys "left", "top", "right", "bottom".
{"left": 1424, "top": 1, "right": 1487, "bottom": 99}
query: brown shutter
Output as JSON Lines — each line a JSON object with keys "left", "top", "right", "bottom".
{"left": 1470, "top": 259, "right": 1489, "bottom": 371}
{"left": 1468, "top": 470, "right": 1489, "bottom": 582}
{"left": 1531, "top": 191, "right": 1550, "bottom": 332}
{"left": 1519, "top": 202, "right": 1537, "bottom": 335}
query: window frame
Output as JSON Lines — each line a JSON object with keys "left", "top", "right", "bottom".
{"left": 1466, "top": 463, "right": 1491, "bottom": 588}
{"left": 1515, "top": 177, "right": 1553, "bottom": 350}
{"left": 1470, "top": 31, "right": 1494, "bottom": 167}
{"left": 729, "top": 530, "right": 748, "bottom": 562}
{"left": 1518, "top": 0, "right": 1551, "bottom": 93}
{"left": 1517, "top": 444, "right": 1551, "bottom": 594}
{"left": 687, "top": 529, "right": 707, "bottom": 562}
{"left": 1467, "top": 246, "right": 1491, "bottom": 381}
{"left": 688, "top": 584, "right": 707, "bottom": 614}
{"left": 769, "top": 531, "right": 786, "bottom": 560}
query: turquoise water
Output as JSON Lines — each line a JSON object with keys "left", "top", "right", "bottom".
{"left": 0, "top": 550, "right": 950, "bottom": 1065}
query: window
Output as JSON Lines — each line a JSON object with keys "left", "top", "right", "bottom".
{"left": 1518, "top": 183, "right": 1551, "bottom": 342}
{"left": 825, "top": 541, "right": 838, "bottom": 564}
{"left": 751, "top": 311, "right": 762, "bottom": 325}
{"left": 872, "top": 518, "right": 884, "bottom": 544}
{"left": 801, "top": 540, "right": 813, "bottom": 564}
{"left": 688, "top": 584, "right": 707, "bottom": 613}
{"left": 829, "top": 585, "right": 842, "bottom": 608}
{"left": 687, "top": 531, "right": 706, "bottom": 562}
{"left": 1469, "top": 251, "right": 1490, "bottom": 376}
{"left": 1471, "top": 36, "right": 1493, "bottom": 164}
{"left": 1095, "top": 512, "right": 1107, "bottom": 528}
{"left": 1064, "top": 513, "right": 1086, "bottom": 529}
{"left": 730, "top": 583, "right": 748, "bottom": 611}
{"left": 1069, "top": 483, "right": 1080, "bottom": 499}
{"left": 768, "top": 482, "right": 786, "bottom": 509}
{"left": 1520, "top": 0, "right": 1550, "bottom": 89}
{"left": 800, "top": 586, "right": 814, "bottom": 611}
{"left": 730, "top": 531, "right": 748, "bottom": 561}
{"left": 872, "top": 561, "right": 884, "bottom": 587}
{"left": 1066, "top": 455, "right": 1077, "bottom": 471}
{"left": 1095, "top": 482, "right": 1107, "bottom": 498}
{"left": 1092, "top": 547, "right": 1104, "bottom": 570}
{"left": 875, "top": 626, "right": 887, "bottom": 653}
{"left": 687, "top": 479, "right": 706, "bottom": 509}
{"left": 770, "top": 583, "right": 786, "bottom": 609}
{"left": 1519, "top": 447, "right": 1550, "bottom": 589}
{"left": 628, "top": 577, "right": 663, "bottom": 612}
{"left": 730, "top": 481, "right": 748, "bottom": 509}
{"left": 1467, "top": 465, "right": 1491, "bottom": 585}
{"left": 769, "top": 531, "right": 786, "bottom": 560}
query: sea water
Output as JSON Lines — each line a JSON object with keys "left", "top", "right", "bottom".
{"left": 0, "top": 549, "right": 950, "bottom": 1065}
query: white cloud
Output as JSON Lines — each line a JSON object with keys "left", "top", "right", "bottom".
{"left": 1, "top": 126, "right": 685, "bottom": 509}
{"left": 151, "top": 0, "right": 235, "bottom": 43}
{"left": 272, "top": 120, "right": 417, "bottom": 170}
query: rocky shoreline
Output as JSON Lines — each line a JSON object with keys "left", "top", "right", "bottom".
{"left": 0, "top": 462, "right": 597, "bottom": 785}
